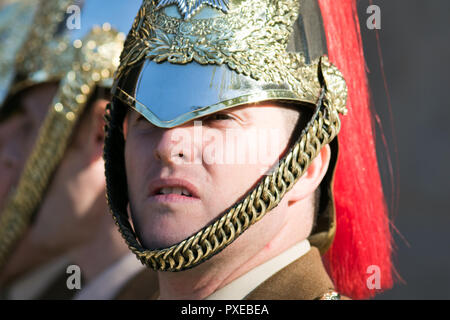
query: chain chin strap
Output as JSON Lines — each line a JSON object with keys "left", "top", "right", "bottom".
{"left": 105, "top": 57, "right": 346, "bottom": 272}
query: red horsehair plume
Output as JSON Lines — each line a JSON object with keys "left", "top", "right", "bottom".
{"left": 318, "top": 0, "right": 394, "bottom": 299}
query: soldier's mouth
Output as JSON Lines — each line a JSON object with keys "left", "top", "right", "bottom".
{"left": 148, "top": 177, "right": 200, "bottom": 201}
{"left": 155, "top": 187, "right": 192, "bottom": 197}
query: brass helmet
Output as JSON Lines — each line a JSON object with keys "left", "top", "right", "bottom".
{"left": 0, "top": 0, "right": 141, "bottom": 268}
{"left": 105, "top": 0, "right": 348, "bottom": 272}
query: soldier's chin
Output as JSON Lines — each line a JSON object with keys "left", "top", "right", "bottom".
{"left": 131, "top": 204, "right": 218, "bottom": 250}
{"left": 139, "top": 233, "right": 189, "bottom": 250}
{"left": 137, "top": 223, "right": 209, "bottom": 251}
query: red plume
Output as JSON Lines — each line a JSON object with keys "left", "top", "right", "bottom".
{"left": 318, "top": 0, "right": 393, "bottom": 299}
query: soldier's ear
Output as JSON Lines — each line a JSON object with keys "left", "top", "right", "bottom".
{"left": 123, "top": 111, "right": 129, "bottom": 138}
{"left": 286, "top": 144, "right": 331, "bottom": 206}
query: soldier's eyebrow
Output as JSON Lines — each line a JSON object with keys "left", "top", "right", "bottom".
{"left": 223, "top": 104, "right": 253, "bottom": 120}
{"left": 236, "top": 108, "right": 252, "bottom": 119}
{"left": 222, "top": 107, "right": 254, "bottom": 127}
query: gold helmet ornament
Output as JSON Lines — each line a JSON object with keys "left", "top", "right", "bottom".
{"left": 106, "top": 0, "right": 348, "bottom": 272}
{"left": 0, "top": 0, "right": 142, "bottom": 268}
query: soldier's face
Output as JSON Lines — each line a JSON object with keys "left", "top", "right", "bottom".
{"left": 125, "top": 104, "right": 300, "bottom": 250}
{"left": 0, "top": 83, "right": 57, "bottom": 212}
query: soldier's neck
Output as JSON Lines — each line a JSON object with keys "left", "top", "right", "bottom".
{"left": 156, "top": 220, "right": 308, "bottom": 300}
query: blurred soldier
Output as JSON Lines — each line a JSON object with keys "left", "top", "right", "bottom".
{"left": 105, "top": 0, "right": 394, "bottom": 299}
{"left": 0, "top": 0, "right": 145, "bottom": 299}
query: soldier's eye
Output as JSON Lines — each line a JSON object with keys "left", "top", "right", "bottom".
{"left": 205, "top": 113, "right": 232, "bottom": 121}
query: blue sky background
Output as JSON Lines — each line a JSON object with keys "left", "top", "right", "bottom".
{"left": 69, "top": 0, "right": 142, "bottom": 40}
